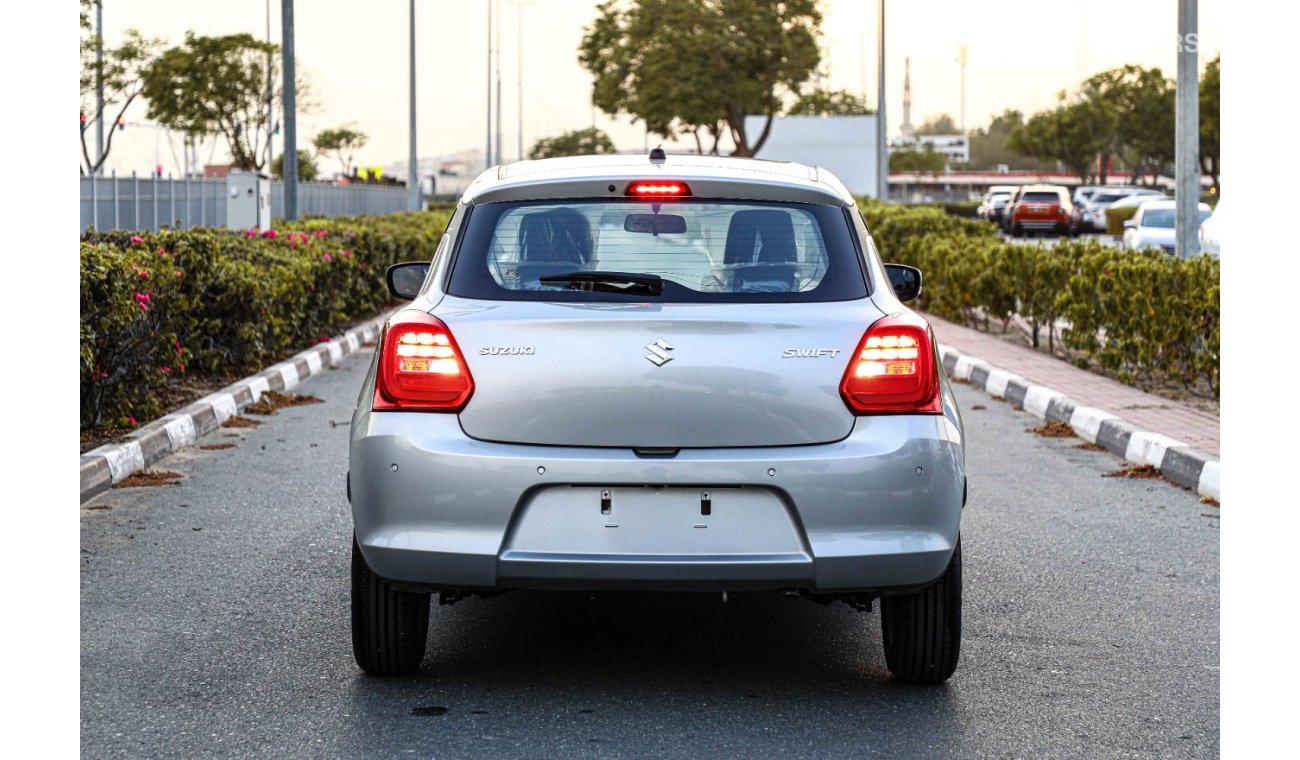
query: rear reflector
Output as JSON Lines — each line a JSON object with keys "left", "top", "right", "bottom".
{"left": 626, "top": 180, "right": 691, "bottom": 198}
{"left": 840, "top": 313, "right": 942, "bottom": 414}
{"left": 374, "top": 311, "right": 473, "bottom": 412}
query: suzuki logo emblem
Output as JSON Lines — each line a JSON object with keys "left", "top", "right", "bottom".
{"left": 644, "top": 339, "right": 674, "bottom": 367}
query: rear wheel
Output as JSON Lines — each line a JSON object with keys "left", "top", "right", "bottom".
{"left": 880, "top": 539, "right": 961, "bottom": 684}
{"left": 1011, "top": 223, "right": 1023, "bottom": 237}
{"left": 352, "top": 535, "right": 430, "bottom": 675}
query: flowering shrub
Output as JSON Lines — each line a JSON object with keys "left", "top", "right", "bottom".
{"left": 856, "top": 199, "right": 1219, "bottom": 397}
{"left": 80, "top": 209, "right": 453, "bottom": 429}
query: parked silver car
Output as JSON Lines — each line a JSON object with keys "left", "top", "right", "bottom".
{"left": 349, "top": 153, "right": 967, "bottom": 683}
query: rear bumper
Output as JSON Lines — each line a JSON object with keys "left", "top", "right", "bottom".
{"left": 349, "top": 413, "right": 965, "bottom": 593}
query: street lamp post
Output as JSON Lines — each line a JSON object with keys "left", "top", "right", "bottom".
{"left": 485, "top": 0, "right": 493, "bottom": 168}
{"left": 1175, "top": 0, "right": 1200, "bottom": 258}
{"left": 409, "top": 0, "right": 421, "bottom": 211}
{"left": 876, "top": 0, "right": 887, "bottom": 202}
{"left": 95, "top": 0, "right": 104, "bottom": 174}
{"left": 281, "top": 0, "right": 297, "bottom": 220}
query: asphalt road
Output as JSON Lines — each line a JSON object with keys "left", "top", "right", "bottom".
{"left": 81, "top": 348, "right": 1219, "bottom": 758}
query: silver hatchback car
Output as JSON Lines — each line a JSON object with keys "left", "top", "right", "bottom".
{"left": 349, "top": 153, "right": 966, "bottom": 682}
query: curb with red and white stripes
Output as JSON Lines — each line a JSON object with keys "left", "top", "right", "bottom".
{"left": 79, "top": 314, "right": 389, "bottom": 504}
{"left": 938, "top": 344, "right": 1220, "bottom": 502}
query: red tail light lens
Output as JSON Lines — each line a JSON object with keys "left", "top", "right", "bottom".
{"left": 374, "top": 312, "right": 473, "bottom": 412}
{"left": 840, "top": 314, "right": 942, "bottom": 414}
{"left": 625, "top": 180, "right": 691, "bottom": 198}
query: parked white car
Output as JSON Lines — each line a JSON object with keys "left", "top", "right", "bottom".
{"left": 1121, "top": 200, "right": 1213, "bottom": 254}
{"left": 1079, "top": 187, "right": 1165, "bottom": 232}
{"left": 1199, "top": 201, "right": 1222, "bottom": 258}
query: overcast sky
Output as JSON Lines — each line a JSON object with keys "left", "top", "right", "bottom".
{"left": 90, "top": 0, "right": 1221, "bottom": 176}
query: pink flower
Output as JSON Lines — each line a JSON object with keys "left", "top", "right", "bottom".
{"left": 314, "top": 229, "right": 328, "bottom": 239}
{"left": 159, "top": 366, "right": 172, "bottom": 375}
{"left": 338, "top": 249, "right": 353, "bottom": 258}
{"left": 244, "top": 228, "right": 258, "bottom": 239}
{"left": 319, "top": 336, "right": 330, "bottom": 342}
{"left": 130, "top": 235, "right": 144, "bottom": 245}
{"left": 157, "top": 248, "right": 170, "bottom": 257}
{"left": 174, "top": 270, "right": 183, "bottom": 278}
{"left": 128, "top": 416, "right": 137, "bottom": 426}
{"left": 261, "top": 229, "right": 278, "bottom": 240}
{"left": 137, "top": 270, "right": 150, "bottom": 279}
{"left": 322, "top": 252, "right": 333, "bottom": 262}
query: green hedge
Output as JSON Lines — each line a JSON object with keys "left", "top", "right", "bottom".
{"left": 80, "top": 210, "right": 453, "bottom": 429}
{"left": 857, "top": 199, "right": 1219, "bottom": 396}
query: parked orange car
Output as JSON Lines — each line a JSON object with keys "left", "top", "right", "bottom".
{"left": 1007, "top": 185, "right": 1076, "bottom": 237}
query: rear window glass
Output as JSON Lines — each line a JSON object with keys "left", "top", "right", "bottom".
{"left": 1020, "top": 192, "right": 1060, "bottom": 203}
{"left": 1141, "top": 208, "right": 1211, "bottom": 228}
{"left": 446, "top": 200, "right": 867, "bottom": 303}
{"left": 1091, "top": 193, "right": 1122, "bottom": 205}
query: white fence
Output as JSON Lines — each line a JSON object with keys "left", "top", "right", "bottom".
{"left": 80, "top": 173, "right": 413, "bottom": 233}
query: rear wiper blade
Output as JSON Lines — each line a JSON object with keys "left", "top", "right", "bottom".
{"left": 538, "top": 270, "right": 664, "bottom": 296}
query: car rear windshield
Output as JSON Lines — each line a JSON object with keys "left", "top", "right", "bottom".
{"left": 445, "top": 199, "right": 868, "bottom": 303}
{"left": 1141, "top": 208, "right": 1212, "bottom": 228}
{"left": 1020, "top": 192, "right": 1060, "bottom": 203}
{"left": 1090, "top": 193, "right": 1123, "bottom": 205}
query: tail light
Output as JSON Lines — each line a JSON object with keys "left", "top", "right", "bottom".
{"left": 626, "top": 180, "right": 692, "bottom": 198}
{"left": 840, "top": 313, "right": 942, "bottom": 414}
{"left": 373, "top": 311, "right": 473, "bottom": 412}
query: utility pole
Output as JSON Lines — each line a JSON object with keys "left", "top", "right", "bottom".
{"left": 266, "top": 0, "right": 274, "bottom": 173}
{"left": 281, "top": 0, "right": 298, "bottom": 220}
{"left": 1175, "top": 0, "right": 1199, "bottom": 258}
{"left": 512, "top": 1, "right": 530, "bottom": 162}
{"left": 95, "top": 0, "right": 104, "bottom": 174}
{"left": 494, "top": 0, "right": 503, "bottom": 167}
{"left": 409, "top": 0, "right": 421, "bottom": 211}
{"left": 876, "top": 0, "right": 887, "bottom": 201}
{"left": 958, "top": 44, "right": 968, "bottom": 134}
{"left": 485, "top": 0, "right": 493, "bottom": 168}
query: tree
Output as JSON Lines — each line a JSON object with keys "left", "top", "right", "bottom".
{"left": 142, "top": 32, "right": 313, "bottom": 172}
{"left": 889, "top": 146, "right": 947, "bottom": 173}
{"left": 313, "top": 125, "right": 368, "bottom": 176}
{"left": 915, "top": 114, "right": 959, "bottom": 136}
{"left": 1081, "top": 65, "right": 1174, "bottom": 184}
{"left": 271, "top": 149, "right": 318, "bottom": 181}
{"left": 80, "top": 1, "right": 163, "bottom": 174}
{"left": 580, "top": 0, "right": 822, "bottom": 157}
{"left": 1200, "top": 54, "right": 1220, "bottom": 194}
{"left": 1008, "top": 96, "right": 1115, "bottom": 183}
{"left": 787, "top": 88, "right": 872, "bottom": 116}
{"left": 966, "top": 110, "right": 1051, "bottom": 171}
{"left": 527, "top": 128, "right": 617, "bottom": 160}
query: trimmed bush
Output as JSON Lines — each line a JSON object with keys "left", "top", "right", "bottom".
{"left": 80, "top": 210, "right": 453, "bottom": 429}
{"left": 856, "top": 198, "right": 1219, "bottom": 397}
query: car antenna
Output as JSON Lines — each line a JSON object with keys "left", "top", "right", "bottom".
{"left": 649, "top": 145, "right": 666, "bottom": 163}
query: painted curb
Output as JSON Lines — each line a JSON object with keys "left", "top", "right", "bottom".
{"left": 80, "top": 314, "right": 389, "bottom": 503}
{"left": 938, "top": 343, "right": 1220, "bottom": 502}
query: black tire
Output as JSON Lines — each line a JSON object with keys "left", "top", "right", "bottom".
{"left": 352, "top": 535, "right": 430, "bottom": 675}
{"left": 880, "top": 538, "right": 961, "bottom": 684}
{"left": 1012, "top": 223, "right": 1023, "bottom": 238}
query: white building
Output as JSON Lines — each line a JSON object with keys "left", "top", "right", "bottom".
{"left": 889, "top": 134, "right": 969, "bottom": 164}
{"left": 741, "top": 114, "right": 881, "bottom": 197}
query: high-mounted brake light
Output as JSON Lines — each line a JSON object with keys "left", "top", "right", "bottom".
{"left": 840, "top": 313, "right": 942, "bottom": 414}
{"left": 625, "top": 180, "right": 692, "bottom": 198}
{"left": 373, "top": 312, "right": 473, "bottom": 412}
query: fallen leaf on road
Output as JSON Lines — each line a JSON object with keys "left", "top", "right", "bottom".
{"left": 1103, "top": 464, "right": 1163, "bottom": 480}
{"left": 1073, "top": 442, "right": 1106, "bottom": 451}
{"left": 1200, "top": 496, "right": 1220, "bottom": 508}
{"left": 85, "top": 504, "right": 113, "bottom": 511}
{"left": 114, "top": 469, "right": 183, "bottom": 488}
{"left": 199, "top": 443, "right": 237, "bottom": 451}
{"left": 245, "top": 391, "right": 323, "bottom": 415}
{"left": 222, "top": 416, "right": 262, "bottom": 428}
{"left": 970, "top": 404, "right": 986, "bottom": 411}
{"left": 1028, "top": 421, "right": 1074, "bottom": 438}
